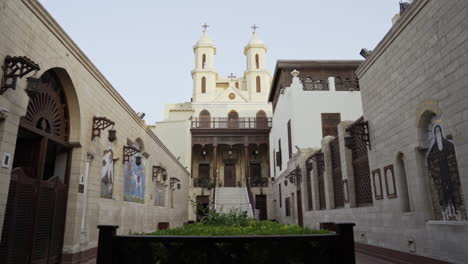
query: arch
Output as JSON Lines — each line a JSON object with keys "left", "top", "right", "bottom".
{"left": 256, "top": 76, "right": 261, "bottom": 93}
{"left": 256, "top": 110, "right": 267, "bottom": 128}
{"left": 255, "top": 54, "right": 260, "bottom": 69}
{"left": 227, "top": 110, "right": 239, "bottom": 128}
{"left": 201, "top": 77, "right": 206, "bottom": 94}
{"left": 395, "top": 152, "right": 411, "bottom": 212}
{"left": 202, "top": 54, "right": 206, "bottom": 69}
{"left": 417, "top": 110, "right": 439, "bottom": 149}
{"left": 199, "top": 109, "right": 211, "bottom": 128}
{"left": 1, "top": 68, "right": 77, "bottom": 262}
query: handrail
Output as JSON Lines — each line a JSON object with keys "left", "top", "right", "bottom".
{"left": 191, "top": 117, "right": 272, "bottom": 129}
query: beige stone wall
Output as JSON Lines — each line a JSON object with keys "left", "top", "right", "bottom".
{"left": 273, "top": 1, "right": 468, "bottom": 263}
{"left": 0, "top": 0, "right": 189, "bottom": 257}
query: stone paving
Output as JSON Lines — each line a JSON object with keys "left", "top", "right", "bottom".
{"left": 356, "top": 252, "right": 396, "bottom": 264}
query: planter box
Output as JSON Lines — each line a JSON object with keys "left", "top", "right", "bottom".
{"left": 97, "top": 223, "right": 355, "bottom": 264}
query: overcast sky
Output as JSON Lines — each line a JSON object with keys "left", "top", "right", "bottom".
{"left": 38, "top": 0, "right": 399, "bottom": 124}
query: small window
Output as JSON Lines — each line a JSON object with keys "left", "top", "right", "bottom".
{"left": 255, "top": 54, "right": 260, "bottom": 69}
{"left": 256, "top": 76, "right": 261, "bottom": 93}
{"left": 202, "top": 54, "right": 206, "bottom": 69}
{"left": 287, "top": 120, "right": 292, "bottom": 159}
{"left": 285, "top": 197, "right": 291, "bottom": 216}
{"left": 199, "top": 110, "right": 211, "bottom": 128}
{"left": 321, "top": 113, "right": 341, "bottom": 137}
{"left": 279, "top": 184, "right": 282, "bottom": 208}
{"left": 201, "top": 77, "right": 206, "bottom": 93}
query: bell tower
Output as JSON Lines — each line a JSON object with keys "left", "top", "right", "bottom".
{"left": 244, "top": 25, "right": 271, "bottom": 102}
{"left": 192, "top": 24, "right": 218, "bottom": 102}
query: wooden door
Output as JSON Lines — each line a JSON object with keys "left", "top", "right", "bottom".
{"left": 296, "top": 190, "right": 304, "bottom": 227}
{"left": 255, "top": 195, "right": 267, "bottom": 220}
{"left": 224, "top": 164, "right": 236, "bottom": 187}
{"left": 196, "top": 195, "right": 210, "bottom": 222}
{"left": 0, "top": 71, "right": 71, "bottom": 264}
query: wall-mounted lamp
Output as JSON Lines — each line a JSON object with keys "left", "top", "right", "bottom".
{"left": 153, "top": 165, "right": 167, "bottom": 182}
{"left": 284, "top": 179, "right": 288, "bottom": 186}
{"left": 135, "top": 155, "right": 142, "bottom": 166}
{"left": 1, "top": 56, "right": 40, "bottom": 95}
{"left": 92, "top": 116, "right": 115, "bottom": 141}
{"left": 25, "top": 76, "right": 41, "bottom": 98}
{"left": 108, "top": 129, "right": 117, "bottom": 142}
{"left": 170, "top": 177, "right": 180, "bottom": 190}
{"left": 123, "top": 145, "right": 140, "bottom": 164}
{"left": 177, "top": 183, "right": 181, "bottom": 190}
{"left": 344, "top": 136, "right": 353, "bottom": 149}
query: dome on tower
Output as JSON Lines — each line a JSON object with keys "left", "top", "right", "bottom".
{"left": 194, "top": 30, "right": 216, "bottom": 53}
{"left": 244, "top": 31, "right": 267, "bottom": 55}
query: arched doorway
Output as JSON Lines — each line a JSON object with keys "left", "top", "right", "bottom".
{"left": 227, "top": 110, "right": 239, "bottom": 128}
{"left": 256, "top": 110, "right": 267, "bottom": 128}
{"left": 0, "top": 70, "right": 72, "bottom": 263}
{"left": 199, "top": 110, "right": 211, "bottom": 128}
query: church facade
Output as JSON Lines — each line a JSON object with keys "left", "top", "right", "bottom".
{"left": 154, "top": 28, "right": 274, "bottom": 221}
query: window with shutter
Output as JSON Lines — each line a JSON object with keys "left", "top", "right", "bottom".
{"left": 287, "top": 120, "right": 292, "bottom": 159}
{"left": 321, "top": 113, "right": 341, "bottom": 137}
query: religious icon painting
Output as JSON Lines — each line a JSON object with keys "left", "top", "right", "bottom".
{"left": 426, "top": 121, "right": 466, "bottom": 221}
{"left": 384, "top": 165, "right": 397, "bottom": 199}
{"left": 100, "top": 145, "right": 114, "bottom": 198}
{"left": 372, "top": 169, "right": 383, "bottom": 200}
{"left": 124, "top": 142, "right": 146, "bottom": 203}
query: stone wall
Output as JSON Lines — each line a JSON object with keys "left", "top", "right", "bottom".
{"left": 274, "top": 1, "right": 468, "bottom": 263}
{"left": 0, "top": 0, "right": 190, "bottom": 261}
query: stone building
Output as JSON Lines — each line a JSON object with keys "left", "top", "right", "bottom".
{"left": 0, "top": 0, "right": 189, "bottom": 263}
{"left": 154, "top": 28, "right": 274, "bottom": 222}
{"left": 270, "top": 0, "right": 468, "bottom": 263}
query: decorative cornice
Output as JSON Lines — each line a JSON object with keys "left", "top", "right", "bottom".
{"left": 21, "top": 0, "right": 188, "bottom": 175}
{"left": 355, "top": 0, "right": 430, "bottom": 78}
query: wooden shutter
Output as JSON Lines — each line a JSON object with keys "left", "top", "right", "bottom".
{"left": 0, "top": 170, "right": 35, "bottom": 263}
{"left": 287, "top": 120, "right": 292, "bottom": 159}
{"left": 48, "top": 181, "right": 68, "bottom": 264}
{"left": 321, "top": 113, "right": 341, "bottom": 137}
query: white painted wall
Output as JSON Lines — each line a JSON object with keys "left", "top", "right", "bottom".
{"left": 270, "top": 72, "right": 363, "bottom": 178}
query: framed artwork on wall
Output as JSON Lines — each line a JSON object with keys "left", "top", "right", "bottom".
{"left": 384, "top": 165, "right": 397, "bottom": 198}
{"left": 372, "top": 169, "right": 383, "bottom": 200}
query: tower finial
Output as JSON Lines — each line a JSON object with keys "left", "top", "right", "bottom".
{"left": 251, "top": 24, "right": 258, "bottom": 33}
{"left": 202, "top": 23, "right": 209, "bottom": 31}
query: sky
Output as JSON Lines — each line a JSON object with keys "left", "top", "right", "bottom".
{"left": 38, "top": 0, "right": 399, "bottom": 124}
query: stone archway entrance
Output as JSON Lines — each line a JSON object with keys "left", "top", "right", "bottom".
{"left": 0, "top": 70, "right": 72, "bottom": 264}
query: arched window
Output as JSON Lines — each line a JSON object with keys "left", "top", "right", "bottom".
{"left": 227, "top": 110, "right": 239, "bottom": 128}
{"left": 202, "top": 54, "right": 206, "bottom": 69}
{"left": 256, "top": 76, "right": 261, "bottom": 93}
{"left": 396, "top": 153, "right": 411, "bottom": 212}
{"left": 255, "top": 54, "right": 260, "bottom": 69}
{"left": 418, "top": 111, "right": 466, "bottom": 220}
{"left": 256, "top": 110, "right": 267, "bottom": 128}
{"left": 199, "top": 110, "right": 211, "bottom": 128}
{"left": 201, "top": 77, "right": 206, "bottom": 93}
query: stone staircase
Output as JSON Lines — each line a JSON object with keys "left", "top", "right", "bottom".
{"left": 214, "top": 187, "right": 254, "bottom": 218}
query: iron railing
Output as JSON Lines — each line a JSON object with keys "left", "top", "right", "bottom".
{"left": 97, "top": 223, "right": 356, "bottom": 264}
{"left": 193, "top": 177, "right": 214, "bottom": 188}
{"left": 335, "top": 79, "right": 360, "bottom": 91}
{"left": 250, "top": 177, "right": 269, "bottom": 187}
{"left": 191, "top": 117, "right": 272, "bottom": 129}
{"left": 303, "top": 79, "right": 329, "bottom": 91}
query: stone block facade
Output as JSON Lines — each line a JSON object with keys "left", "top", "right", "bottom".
{"left": 0, "top": 0, "right": 189, "bottom": 262}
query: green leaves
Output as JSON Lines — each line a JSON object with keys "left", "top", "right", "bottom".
{"left": 145, "top": 220, "right": 328, "bottom": 236}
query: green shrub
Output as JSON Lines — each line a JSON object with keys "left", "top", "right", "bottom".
{"left": 143, "top": 220, "right": 328, "bottom": 236}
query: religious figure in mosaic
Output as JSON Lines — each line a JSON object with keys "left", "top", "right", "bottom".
{"left": 427, "top": 124, "right": 466, "bottom": 221}
{"left": 100, "top": 146, "right": 114, "bottom": 198}
{"left": 124, "top": 143, "right": 145, "bottom": 203}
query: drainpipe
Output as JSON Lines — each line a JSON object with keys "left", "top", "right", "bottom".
{"left": 80, "top": 152, "right": 94, "bottom": 244}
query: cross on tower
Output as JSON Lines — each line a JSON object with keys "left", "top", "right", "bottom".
{"left": 202, "top": 23, "right": 209, "bottom": 31}
{"left": 251, "top": 24, "right": 259, "bottom": 32}
{"left": 228, "top": 73, "right": 236, "bottom": 81}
